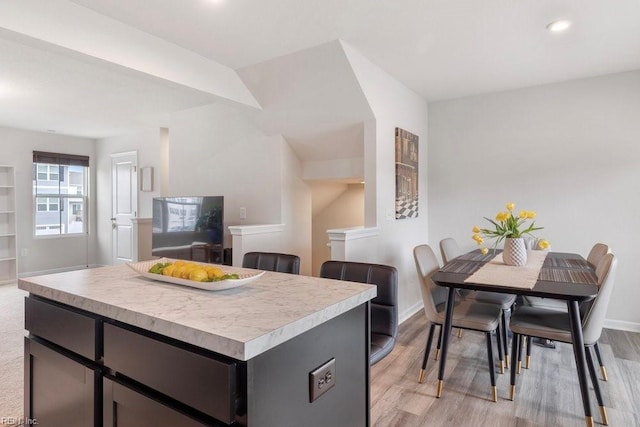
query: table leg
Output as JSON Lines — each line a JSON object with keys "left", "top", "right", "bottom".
{"left": 567, "top": 300, "right": 594, "bottom": 427}
{"left": 436, "top": 287, "right": 456, "bottom": 398}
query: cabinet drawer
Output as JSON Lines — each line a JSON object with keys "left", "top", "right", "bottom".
{"left": 104, "top": 376, "right": 209, "bottom": 427}
{"left": 25, "top": 337, "right": 99, "bottom": 427}
{"left": 104, "top": 323, "right": 237, "bottom": 425}
{"left": 25, "top": 296, "right": 100, "bottom": 361}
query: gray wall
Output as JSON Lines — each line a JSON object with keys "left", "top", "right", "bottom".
{"left": 428, "top": 70, "right": 640, "bottom": 328}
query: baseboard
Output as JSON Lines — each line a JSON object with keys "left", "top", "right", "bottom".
{"left": 603, "top": 318, "right": 640, "bottom": 333}
{"left": 398, "top": 301, "right": 640, "bottom": 333}
{"left": 399, "top": 301, "right": 424, "bottom": 325}
{"left": 18, "top": 264, "right": 103, "bottom": 278}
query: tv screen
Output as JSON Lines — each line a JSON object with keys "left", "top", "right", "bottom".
{"left": 152, "top": 196, "right": 224, "bottom": 263}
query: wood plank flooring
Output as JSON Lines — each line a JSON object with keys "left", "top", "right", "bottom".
{"left": 2, "top": 280, "right": 639, "bottom": 426}
{"left": 371, "top": 311, "right": 640, "bottom": 427}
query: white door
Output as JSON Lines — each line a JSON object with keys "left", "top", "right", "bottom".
{"left": 111, "top": 152, "right": 138, "bottom": 265}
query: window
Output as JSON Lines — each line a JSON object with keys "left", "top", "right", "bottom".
{"left": 33, "top": 151, "right": 89, "bottom": 236}
{"left": 37, "top": 164, "right": 59, "bottom": 181}
{"left": 36, "top": 197, "right": 59, "bottom": 212}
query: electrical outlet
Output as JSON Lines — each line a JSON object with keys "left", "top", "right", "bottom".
{"left": 21, "top": 248, "right": 28, "bottom": 257}
{"left": 239, "top": 207, "right": 247, "bottom": 220}
{"left": 309, "top": 358, "right": 335, "bottom": 402}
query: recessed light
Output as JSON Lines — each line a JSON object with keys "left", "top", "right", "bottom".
{"left": 546, "top": 20, "right": 571, "bottom": 33}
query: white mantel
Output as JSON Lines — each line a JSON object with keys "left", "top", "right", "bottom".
{"left": 228, "top": 224, "right": 285, "bottom": 267}
{"left": 327, "top": 226, "right": 380, "bottom": 261}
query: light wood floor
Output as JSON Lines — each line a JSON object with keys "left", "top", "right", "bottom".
{"left": 370, "top": 311, "right": 640, "bottom": 427}
{"left": 3, "top": 281, "right": 639, "bottom": 426}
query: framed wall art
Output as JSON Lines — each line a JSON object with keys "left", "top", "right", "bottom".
{"left": 395, "top": 128, "right": 419, "bottom": 219}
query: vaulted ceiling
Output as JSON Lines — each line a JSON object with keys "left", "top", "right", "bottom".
{"left": 1, "top": 0, "right": 639, "bottom": 146}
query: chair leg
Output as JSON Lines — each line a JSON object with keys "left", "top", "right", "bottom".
{"left": 457, "top": 328, "right": 463, "bottom": 338}
{"left": 526, "top": 334, "right": 532, "bottom": 369}
{"left": 420, "top": 323, "right": 436, "bottom": 383}
{"left": 502, "top": 309, "right": 510, "bottom": 369}
{"left": 593, "top": 341, "right": 608, "bottom": 381}
{"left": 495, "top": 322, "right": 505, "bottom": 374}
{"left": 486, "top": 332, "right": 497, "bottom": 402}
{"left": 517, "top": 335, "right": 524, "bottom": 374}
{"left": 510, "top": 333, "right": 520, "bottom": 401}
{"left": 586, "top": 346, "right": 609, "bottom": 426}
{"left": 435, "top": 324, "right": 443, "bottom": 361}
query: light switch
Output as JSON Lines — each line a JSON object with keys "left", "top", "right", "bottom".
{"left": 239, "top": 207, "right": 247, "bottom": 220}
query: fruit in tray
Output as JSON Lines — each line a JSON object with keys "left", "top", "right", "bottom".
{"left": 148, "top": 261, "right": 240, "bottom": 282}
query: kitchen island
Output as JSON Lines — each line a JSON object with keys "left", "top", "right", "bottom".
{"left": 19, "top": 263, "right": 376, "bottom": 427}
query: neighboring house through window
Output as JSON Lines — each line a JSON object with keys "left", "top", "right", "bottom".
{"left": 32, "top": 151, "right": 89, "bottom": 236}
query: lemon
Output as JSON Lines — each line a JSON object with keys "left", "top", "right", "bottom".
{"left": 189, "top": 268, "right": 209, "bottom": 282}
{"left": 206, "top": 267, "right": 224, "bottom": 280}
{"left": 181, "top": 265, "right": 197, "bottom": 279}
{"left": 162, "top": 264, "right": 175, "bottom": 276}
{"left": 173, "top": 260, "right": 186, "bottom": 267}
{"left": 172, "top": 265, "right": 186, "bottom": 278}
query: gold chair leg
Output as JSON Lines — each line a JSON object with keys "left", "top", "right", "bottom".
{"left": 517, "top": 360, "right": 522, "bottom": 375}
{"left": 509, "top": 385, "right": 515, "bottom": 401}
{"left": 491, "top": 386, "right": 497, "bottom": 402}
{"left": 601, "top": 366, "right": 609, "bottom": 382}
{"left": 505, "top": 355, "right": 510, "bottom": 369}
{"left": 434, "top": 348, "right": 440, "bottom": 361}
{"left": 499, "top": 360, "right": 505, "bottom": 374}
{"left": 585, "top": 415, "right": 594, "bottom": 427}
{"left": 525, "top": 355, "right": 531, "bottom": 369}
{"left": 600, "top": 406, "right": 609, "bottom": 426}
{"left": 436, "top": 379, "right": 443, "bottom": 398}
{"left": 419, "top": 369, "right": 425, "bottom": 384}
{"left": 457, "top": 328, "right": 463, "bottom": 338}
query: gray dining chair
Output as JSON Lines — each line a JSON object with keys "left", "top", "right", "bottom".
{"left": 440, "top": 237, "right": 516, "bottom": 371}
{"left": 508, "top": 253, "right": 617, "bottom": 426}
{"left": 414, "top": 244, "right": 504, "bottom": 402}
{"left": 521, "top": 242, "right": 610, "bottom": 378}
{"left": 319, "top": 260, "right": 398, "bottom": 366}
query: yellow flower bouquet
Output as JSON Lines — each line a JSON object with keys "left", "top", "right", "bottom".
{"left": 472, "top": 202, "right": 549, "bottom": 257}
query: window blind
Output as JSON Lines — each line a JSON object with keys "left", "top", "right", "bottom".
{"left": 33, "top": 151, "right": 89, "bottom": 167}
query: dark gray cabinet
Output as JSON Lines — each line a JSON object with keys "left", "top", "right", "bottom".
{"left": 103, "top": 377, "right": 209, "bottom": 427}
{"left": 24, "top": 337, "right": 99, "bottom": 427}
{"left": 24, "top": 295, "right": 369, "bottom": 427}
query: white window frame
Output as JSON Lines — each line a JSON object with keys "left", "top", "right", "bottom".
{"left": 33, "top": 162, "right": 89, "bottom": 238}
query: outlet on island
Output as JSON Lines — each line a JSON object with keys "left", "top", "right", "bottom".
{"left": 309, "top": 357, "right": 336, "bottom": 402}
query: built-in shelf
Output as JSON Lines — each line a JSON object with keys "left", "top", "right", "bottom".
{"left": 0, "top": 166, "right": 16, "bottom": 283}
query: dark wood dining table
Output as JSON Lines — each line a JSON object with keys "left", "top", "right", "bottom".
{"left": 432, "top": 250, "right": 599, "bottom": 427}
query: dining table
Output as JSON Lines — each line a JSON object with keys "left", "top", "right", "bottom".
{"left": 432, "top": 249, "right": 599, "bottom": 427}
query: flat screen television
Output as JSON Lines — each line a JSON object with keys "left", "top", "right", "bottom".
{"left": 152, "top": 196, "right": 224, "bottom": 263}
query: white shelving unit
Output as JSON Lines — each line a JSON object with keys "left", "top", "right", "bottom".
{"left": 0, "top": 165, "right": 17, "bottom": 284}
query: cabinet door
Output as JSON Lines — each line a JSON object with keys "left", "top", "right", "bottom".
{"left": 24, "top": 337, "right": 98, "bottom": 427}
{"left": 103, "top": 377, "right": 210, "bottom": 427}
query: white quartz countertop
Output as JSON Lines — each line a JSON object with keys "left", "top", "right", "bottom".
{"left": 18, "top": 264, "right": 376, "bottom": 361}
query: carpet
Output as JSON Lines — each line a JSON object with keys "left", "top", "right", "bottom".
{"left": 0, "top": 282, "right": 27, "bottom": 424}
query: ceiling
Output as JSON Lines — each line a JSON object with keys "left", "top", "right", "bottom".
{"left": 1, "top": 0, "right": 639, "bottom": 140}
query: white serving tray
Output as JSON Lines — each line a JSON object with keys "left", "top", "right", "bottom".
{"left": 127, "top": 258, "right": 264, "bottom": 291}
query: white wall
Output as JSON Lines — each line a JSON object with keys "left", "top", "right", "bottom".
{"left": 342, "top": 43, "right": 430, "bottom": 319}
{"left": 311, "top": 183, "right": 365, "bottom": 276}
{"left": 167, "top": 103, "right": 312, "bottom": 270}
{"left": 428, "top": 70, "right": 640, "bottom": 329}
{"left": 95, "top": 128, "right": 162, "bottom": 265}
{"left": 0, "top": 126, "right": 96, "bottom": 275}
{"left": 280, "top": 138, "right": 312, "bottom": 275}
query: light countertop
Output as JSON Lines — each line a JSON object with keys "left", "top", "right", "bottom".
{"left": 18, "top": 264, "right": 376, "bottom": 361}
